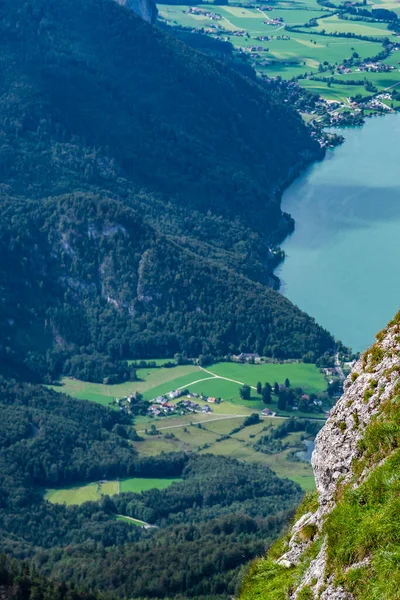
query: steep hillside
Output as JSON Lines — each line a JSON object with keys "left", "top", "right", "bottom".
{"left": 115, "top": 0, "right": 158, "bottom": 23}
{"left": 0, "top": 0, "right": 333, "bottom": 380}
{"left": 240, "top": 311, "right": 400, "bottom": 600}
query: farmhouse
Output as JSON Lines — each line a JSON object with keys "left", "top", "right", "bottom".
{"left": 206, "top": 396, "right": 221, "bottom": 404}
{"left": 168, "top": 390, "right": 182, "bottom": 400}
{"left": 236, "top": 352, "right": 261, "bottom": 363}
{"left": 261, "top": 408, "right": 276, "bottom": 417}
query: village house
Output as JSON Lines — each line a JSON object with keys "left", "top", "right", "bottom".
{"left": 236, "top": 352, "right": 261, "bottom": 363}
{"left": 155, "top": 396, "right": 167, "bottom": 404}
{"left": 261, "top": 407, "right": 273, "bottom": 416}
{"left": 168, "top": 390, "right": 182, "bottom": 400}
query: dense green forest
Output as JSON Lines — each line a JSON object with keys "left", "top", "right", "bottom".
{"left": 0, "top": 380, "right": 303, "bottom": 599}
{"left": 0, "top": 0, "right": 334, "bottom": 383}
{"left": 0, "top": 557, "right": 110, "bottom": 600}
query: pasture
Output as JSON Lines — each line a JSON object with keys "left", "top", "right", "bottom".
{"left": 303, "top": 14, "right": 393, "bottom": 37}
{"left": 207, "top": 362, "right": 326, "bottom": 393}
{"left": 45, "top": 481, "right": 118, "bottom": 505}
{"left": 47, "top": 364, "right": 205, "bottom": 406}
{"left": 133, "top": 413, "right": 316, "bottom": 490}
{"left": 299, "top": 78, "right": 371, "bottom": 101}
{"left": 45, "top": 477, "right": 181, "bottom": 505}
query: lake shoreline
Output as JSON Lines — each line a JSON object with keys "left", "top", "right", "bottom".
{"left": 274, "top": 112, "right": 400, "bottom": 352}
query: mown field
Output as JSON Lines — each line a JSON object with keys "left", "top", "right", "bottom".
{"left": 158, "top": 0, "right": 400, "bottom": 95}
{"left": 48, "top": 364, "right": 206, "bottom": 406}
{"left": 48, "top": 361, "right": 326, "bottom": 491}
{"left": 158, "top": 0, "right": 393, "bottom": 79}
{"left": 299, "top": 14, "right": 393, "bottom": 37}
{"left": 49, "top": 361, "right": 326, "bottom": 409}
{"left": 133, "top": 415, "right": 316, "bottom": 491}
{"left": 45, "top": 477, "right": 181, "bottom": 505}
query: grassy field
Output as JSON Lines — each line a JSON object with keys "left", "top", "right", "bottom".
{"left": 119, "top": 477, "right": 181, "bottom": 493}
{"left": 45, "top": 477, "right": 181, "bottom": 505}
{"left": 158, "top": 2, "right": 387, "bottom": 81}
{"left": 207, "top": 362, "right": 326, "bottom": 392}
{"left": 45, "top": 481, "right": 119, "bottom": 505}
{"left": 299, "top": 78, "right": 371, "bottom": 101}
{"left": 47, "top": 362, "right": 324, "bottom": 491}
{"left": 48, "top": 364, "right": 205, "bottom": 406}
{"left": 301, "top": 14, "right": 393, "bottom": 37}
{"left": 49, "top": 362, "right": 326, "bottom": 413}
{"left": 318, "top": 68, "right": 400, "bottom": 91}
{"left": 132, "top": 413, "right": 316, "bottom": 490}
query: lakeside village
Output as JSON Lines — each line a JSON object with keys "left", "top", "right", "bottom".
{"left": 176, "top": 6, "right": 400, "bottom": 132}
{"left": 113, "top": 354, "right": 349, "bottom": 420}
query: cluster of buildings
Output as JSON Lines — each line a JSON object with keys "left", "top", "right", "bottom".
{"left": 233, "top": 352, "right": 261, "bottom": 363}
{"left": 147, "top": 391, "right": 222, "bottom": 418}
{"left": 148, "top": 397, "right": 176, "bottom": 417}
{"left": 356, "top": 62, "right": 395, "bottom": 73}
{"left": 186, "top": 7, "right": 221, "bottom": 20}
{"left": 178, "top": 399, "right": 212, "bottom": 414}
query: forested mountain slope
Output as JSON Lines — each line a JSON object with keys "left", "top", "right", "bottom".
{"left": 0, "top": 0, "right": 333, "bottom": 381}
{"left": 0, "top": 378, "right": 302, "bottom": 599}
{"left": 240, "top": 312, "right": 400, "bottom": 600}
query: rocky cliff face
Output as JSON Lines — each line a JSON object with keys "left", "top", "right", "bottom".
{"left": 115, "top": 0, "right": 157, "bottom": 23}
{"left": 240, "top": 312, "right": 400, "bottom": 600}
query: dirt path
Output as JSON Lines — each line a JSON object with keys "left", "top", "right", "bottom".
{"left": 177, "top": 376, "right": 216, "bottom": 389}
{"left": 199, "top": 366, "right": 257, "bottom": 390}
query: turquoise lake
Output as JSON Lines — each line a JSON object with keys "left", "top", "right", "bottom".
{"left": 276, "top": 114, "right": 400, "bottom": 353}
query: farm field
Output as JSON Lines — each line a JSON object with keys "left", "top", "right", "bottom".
{"left": 158, "top": 1, "right": 389, "bottom": 81}
{"left": 319, "top": 68, "right": 400, "bottom": 90}
{"left": 298, "top": 78, "right": 371, "bottom": 101}
{"left": 299, "top": 14, "right": 393, "bottom": 37}
{"left": 120, "top": 477, "right": 181, "bottom": 493}
{"left": 207, "top": 362, "right": 326, "bottom": 393}
{"left": 49, "top": 361, "right": 327, "bottom": 415}
{"left": 45, "top": 477, "right": 181, "bottom": 505}
{"left": 133, "top": 413, "right": 316, "bottom": 490}
{"left": 47, "top": 364, "right": 205, "bottom": 406}
{"left": 45, "top": 481, "right": 118, "bottom": 505}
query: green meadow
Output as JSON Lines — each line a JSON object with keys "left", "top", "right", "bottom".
{"left": 45, "top": 477, "right": 181, "bottom": 505}
{"left": 207, "top": 362, "right": 326, "bottom": 393}
{"left": 48, "top": 364, "right": 204, "bottom": 406}
{"left": 133, "top": 414, "right": 316, "bottom": 491}
{"left": 301, "top": 14, "right": 393, "bottom": 37}
{"left": 157, "top": 0, "right": 399, "bottom": 96}
{"left": 47, "top": 360, "right": 325, "bottom": 491}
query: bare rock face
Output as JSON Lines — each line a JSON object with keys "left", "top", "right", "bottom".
{"left": 273, "top": 322, "right": 400, "bottom": 600}
{"left": 115, "top": 0, "right": 158, "bottom": 24}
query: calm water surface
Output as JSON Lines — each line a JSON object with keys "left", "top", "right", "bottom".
{"left": 276, "top": 114, "right": 400, "bottom": 353}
